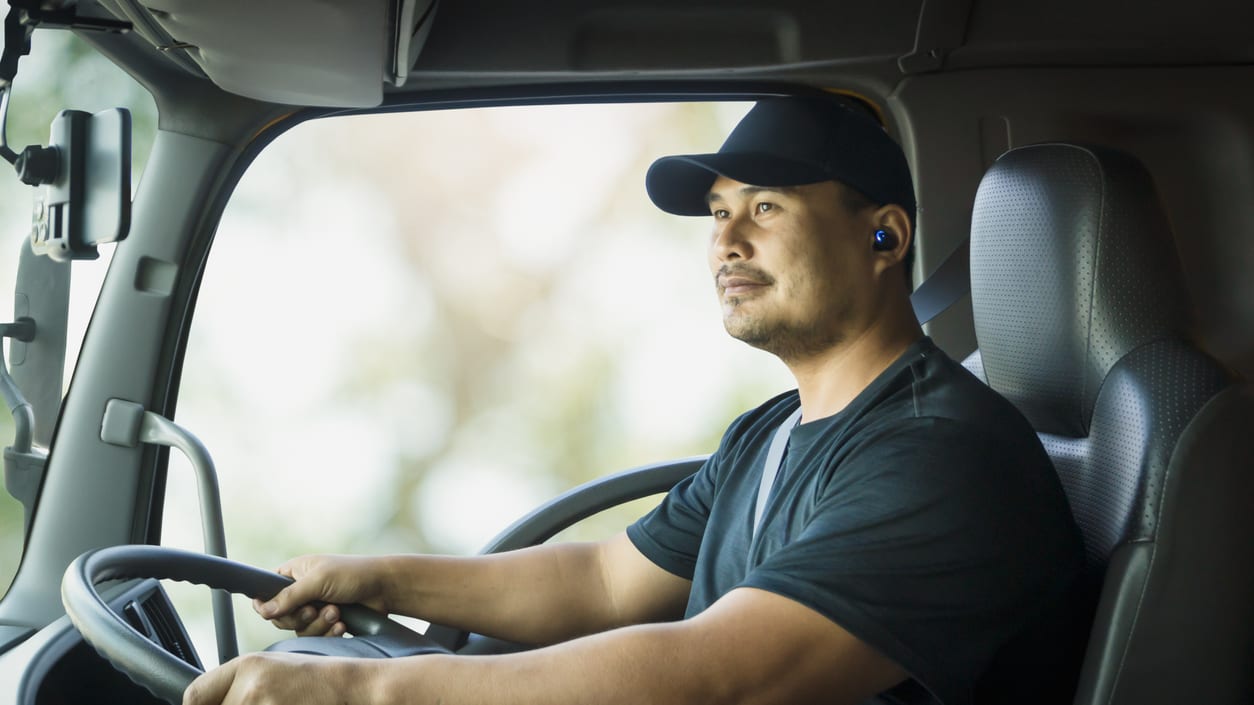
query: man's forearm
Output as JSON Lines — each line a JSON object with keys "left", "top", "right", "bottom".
{"left": 362, "top": 588, "right": 904, "bottom": 705}
{"left": 375, "top": 541, "right": 623, "bottom": 645}
{"left": 370, "top": 621, "right": 731, "bottom": 705}
{"left": 189, "top": 622, "right": 729, "bottom": 705}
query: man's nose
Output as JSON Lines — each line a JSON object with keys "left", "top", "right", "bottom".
{"left": 711, "top": 217, "right": 753, "bottom": 262}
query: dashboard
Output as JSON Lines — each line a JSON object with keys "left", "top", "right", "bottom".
{"left": 0, "top": 579, "right": 199, "bottom": 705}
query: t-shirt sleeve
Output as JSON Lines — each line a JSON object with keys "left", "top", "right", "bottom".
{"left": 627, "top": 396, "right": 798, "bottom": 581}
{"left": 626, "top": 453, "right": 719, "bottom": 580}
{"left": 740, "top": 418, "right": 1082, "bottom": 705}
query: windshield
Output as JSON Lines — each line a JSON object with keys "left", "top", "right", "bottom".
{"left": 157, "top": 100, "right": 796, "bottom": 658}
{"left": 0, "top": 30, "right": 157, "bottom": 594}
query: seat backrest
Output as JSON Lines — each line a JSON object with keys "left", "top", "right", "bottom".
{"left": 963, "top": 143, "right": 1254, "bottom": 704}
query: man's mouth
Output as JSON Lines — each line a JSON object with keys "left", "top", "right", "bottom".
{"left": 720, "top": 276, "right": 769, "bottom": 297}
{"left": 717, "top": 268, "right": 773, "bottom": 298}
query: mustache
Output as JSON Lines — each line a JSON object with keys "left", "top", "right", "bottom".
{"left": 715, "top": 264, "right": 775, "bottom": 287}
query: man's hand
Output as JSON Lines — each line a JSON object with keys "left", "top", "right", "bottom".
{"left": 254, "top": 554, "right": 389, "bottom": 637}
{"left": 183, "top": 653, "right": 376, "bottom": 705}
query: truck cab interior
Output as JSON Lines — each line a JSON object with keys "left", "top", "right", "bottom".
{"left": 0, "top": 1, "right": 1250, "bottom": 703}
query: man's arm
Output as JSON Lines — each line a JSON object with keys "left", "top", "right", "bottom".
{"left": 189, "top": 585, "right": 907, "bottom": 705}
{"left": 259, "top": 531, "right": 691, "bottom": 645}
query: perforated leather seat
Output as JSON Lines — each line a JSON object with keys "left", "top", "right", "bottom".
{"left": 963, "top": 143, "right": 1254, "bottom": 704}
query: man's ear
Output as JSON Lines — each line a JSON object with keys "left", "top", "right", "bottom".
{"left": 870, "top": 205, "right": 913, "bottom": 275}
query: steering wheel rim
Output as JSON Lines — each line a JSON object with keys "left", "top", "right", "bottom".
{"left": 424, "top": 457, "right": 704, "bottom": 651}
{"left": 61, "top": 545, "right": 435, "bottom": 704}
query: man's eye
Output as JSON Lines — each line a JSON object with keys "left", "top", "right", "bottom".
{"left": 712, "top": 208, "right": 730, "bottom": 219}
{"left": 756, "top": 202, "right": 774, "bottom": 214}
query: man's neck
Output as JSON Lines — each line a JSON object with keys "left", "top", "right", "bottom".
{"left": 786, "top": 314, "right": 924, "bottom": 423}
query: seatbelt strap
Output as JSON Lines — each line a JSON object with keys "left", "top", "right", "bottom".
{"left": 910, "top": 237, "right": 970, "bottom": 325}
{"left": 752, "top": 407, "right": 804, "bottom": 538}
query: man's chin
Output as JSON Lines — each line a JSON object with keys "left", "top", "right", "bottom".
{"left": 724, "top": 318, "right": 839, "bottom": 362}
{"left": 724, "top": 317, "right": 775, "bottom": 350}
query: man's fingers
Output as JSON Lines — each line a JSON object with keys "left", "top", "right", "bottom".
{"left": 251, "top": 598, "right": 282, "bottom": 620}
{"left": 257, "top": 601, "right": 345, "bottom": 637}
{"left": 257, "top": 577, "right": 322, "bottom": 619}
{"left": 253, "top": 587, "right": 348, "bottom": 637}
{"left": 295, "top": 605, "right": 344, "bottom": 637}
{"left": 265, "top": 605, "right": 317, "bottom": 631}
{"left": 251, "top": 556, "right": 362, "bottom": 637}
{"left": 183, "top": 657, "right": 238, "bottom": 705}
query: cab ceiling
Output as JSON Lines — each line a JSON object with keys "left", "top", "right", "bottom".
{"left": 73, "top": 0, "right": 1254, "bottom": 111}
{"left": 411, "top": 0, "right": 1254, "bottom": 77}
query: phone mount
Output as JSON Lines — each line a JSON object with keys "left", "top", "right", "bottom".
{"left": 0, "top": 1, "right": 134, "bottom": 260}
{"left": 26, "top": 107, "right": 132, "bottom": 260}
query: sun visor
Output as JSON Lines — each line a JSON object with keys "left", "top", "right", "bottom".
{"left": 114, "top": 0, "right": 438, "bottom": 108}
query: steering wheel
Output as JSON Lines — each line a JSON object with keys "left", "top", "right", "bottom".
{"left": 61, "top": 544, "right": 448, "bottom": 704}
{"left": 62, "top": 457, "right": 705, "bottom": 699}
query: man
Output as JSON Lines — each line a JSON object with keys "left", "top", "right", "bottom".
{"left": 185, "top": 98, "right": 1086, "bottom": 705}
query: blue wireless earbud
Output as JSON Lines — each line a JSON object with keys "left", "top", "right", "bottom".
{"left": 873, "top": 229, "right": 896, "bottom": 251}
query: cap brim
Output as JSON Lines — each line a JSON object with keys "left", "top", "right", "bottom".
{"left": 645, "top": 153, "right": 830, "bottom": 216}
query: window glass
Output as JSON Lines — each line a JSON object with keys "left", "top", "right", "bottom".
{"left": 162, "top": 102, "right": 795, "bottom": 660}
{"left": 0, "top": 31, "right": 157, "bottom": 595}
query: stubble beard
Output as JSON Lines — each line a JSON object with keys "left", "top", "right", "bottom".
{"left": 722, "top": 299, "right": 844, "bottom": 364}
{"left": 715, "top": 263, "right": 846, "bottom": 364}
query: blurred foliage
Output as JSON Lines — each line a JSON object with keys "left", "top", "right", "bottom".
{"left": 162, "top": 102, "right": 793, "bottom": 659}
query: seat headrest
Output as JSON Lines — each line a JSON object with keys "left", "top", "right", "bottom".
{"left": 970, "top": 143, "right": 1190, "bottom": 437}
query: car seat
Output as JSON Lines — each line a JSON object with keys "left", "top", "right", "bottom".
{"left": 962, "top": 142, "right": 1254, "bottom": 704}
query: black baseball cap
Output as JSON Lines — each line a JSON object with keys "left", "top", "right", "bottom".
{"left": 646, "top": 97, "right": 916, "bottom": 220}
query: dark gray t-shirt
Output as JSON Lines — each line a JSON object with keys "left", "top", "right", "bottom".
{"left": 626, "top": 338, "right": 1086, "bottom": 704}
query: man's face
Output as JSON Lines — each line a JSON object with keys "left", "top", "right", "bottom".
{"left": 705, "top": 176, "right": 878, "bottom": 361}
